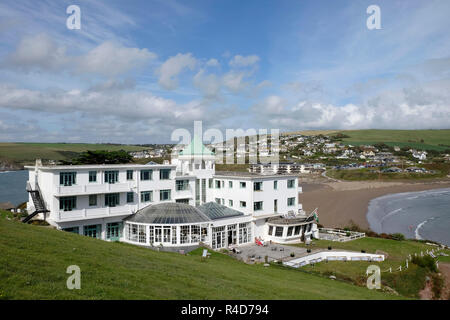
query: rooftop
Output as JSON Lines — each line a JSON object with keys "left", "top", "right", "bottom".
{"left": 197, "top": 202, "right": 245, "bottom": 220}
{"left": 214, "top": 171, "right": 298, "bottom": 179}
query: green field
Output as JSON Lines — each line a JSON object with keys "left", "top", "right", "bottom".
{"left": 0, "top": 213, "right": 400, "bottom": 300}
{"left": 337, "top": 129, "right": 450, "bottom": 151}
{"left": 0, "top": 143, "right": 148, "bottom": 165}
{"left": 292, "top": 237, "right": 449, "bottom": 298}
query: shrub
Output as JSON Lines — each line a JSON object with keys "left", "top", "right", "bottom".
{"left": 431, "top": 274, "right": 444, "bottom": 299}
{"left": 411, "top": 255, "right": 438, "bottom": 273}
{"left": 391, "top": 233, "right": 405, "bottom": 241}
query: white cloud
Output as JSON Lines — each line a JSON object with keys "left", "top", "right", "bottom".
{"left": 222, "top": 71, "right": 248, "bottom": 92}
{"left": 193, "top": 69, "right": 221, "bottom": 98}
{"left": 229, "top": 55, "right": 259, "bottom": 67}
{"left": 206, "top": 58, "right": 219, "bottom": 67}
{"left": 157, "top": 53, "right": 197, "bottom": 89}
{"left": 3, "top": 34, "right": 156, "bottom": 77}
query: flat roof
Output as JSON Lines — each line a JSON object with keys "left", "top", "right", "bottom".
{"left": 24, "top": 163, "right": 176, "bottom": 170}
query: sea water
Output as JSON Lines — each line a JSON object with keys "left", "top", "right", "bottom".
{"left": 0, "top": 170, "right": 28, "bottom": 206}
{"left": 367, "top": 188, "right": 450, "bottom": 246}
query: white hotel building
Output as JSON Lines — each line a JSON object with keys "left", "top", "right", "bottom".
{"left": 25, "top": 138, "right": 318, "bottom": 250}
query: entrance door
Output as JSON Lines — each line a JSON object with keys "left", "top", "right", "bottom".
{"left": 107, "top": 222, "right": 122, "bottom": 241}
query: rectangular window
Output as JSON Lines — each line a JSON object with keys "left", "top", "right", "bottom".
{"left": 180, "top": 225, "right": 190, "bottom": 244}
{"left": 176, "top": 199, "right": 189, "bottom": 204}
{"left": 127, "top": 192, "right": 134, "bottom": 203}
{"left": 84, "top": 224, "right": 101, "bottom": 239}
{"left": 140, "top": 191, "right": 153, "bottom": 203}
{"left": 176, "top": 180, "right": 189, "bottom": 191}
{"left": 275, "top": 226, "right": 284, "bottom": 237}
{"left": 88, "top": 194, "right": 97, "bottom": 206}
{"left": 201, "top": 179, "right": 206, "bottom": 204}
{"left": 140, "top": 170, "right": 153, "bottom": 181}
{"left": 274, "top": 199, "right": 278, "bottom": 213}
{"left": 59, "top": 172, "right": 76, "bottom": 186}
{"left": 195, "top": 179, "right": 200, "bottom": 206}
{"left": 215, "top": 180, "right": 221, "bottom": 189}
{"left": 208, "top": 178, "right": 213, "bottom": 188}
{"left": 104, "top": 171, "right": 119, "bottom": 184}
{"left": 254, "top": 201, "right": 263, "bottom": 211}
{"left": 154, "top": 226, "right": 162, "bottom": 242}
{"left": 126, "top": 170, "right": 133, "bottom": 180}
{"left": 273, "top": 180, "right": 278, "bottom": 189}
{"left": 253, "top": 182, "right": 263, "bottom": 191}
{"left": 268, "top": 225, "right": 273, "bottom": 236}
{"left": 159, "top": 169, "right": 171, "bottom": 180}
{"left": 240, "top": 201, "right": 246, "bottom": 208}
{"left": 106, "top": 222, "right": 122, "bottom": 241}
{"left": 105, "top": 193, "right": 120, "bottom": 207}
{"left": 287, "top": 226, "right": 294, "bottom": 237}
{"left": 240, "top": 182, "right": 246, "bottom": 188}
{"left": 294, "top": 225, "right": 301, "bottom": 235}
{"left": 149, "top": 226, "right": 154, "bottom": 244}
{"left": 171, "top": 226, "right": 177, "bottom": 244}
{"left": 215, "top": 198, "right": 221, "bottom": 204}
{"left": 229, "top": 181, "right": 233, "bottom": 188}
{"left": 287, "top": 179, "right": 295, "bottom": 188}
{"left": 229, "top": 199, "right": 233, "bottom": 207}
{"left": 163, "top": 226, "right": 171, "bottom": 243}
{"left": 89, "top": 171, "right": 97, "bottom": 183}
{"left": 138, "top": 225, "right": 146, "bottom": 243}
{"left": 63, "top": 227, "right": 79, "bottom": 234}
{"left": 287, "top": 197, "right": 295, "bottom": 206}
{"left": 60, "top": 196, "right": 76, "bottom": 211}
{"left": 160, "top": 189, "right": 171, "bottom": 201}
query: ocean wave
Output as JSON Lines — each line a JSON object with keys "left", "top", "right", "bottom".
{"left": 414, "top": 217, "right": 435, "bottom": 240}
{"left": 380, "top": 208, "right": 404, "bottom": 224}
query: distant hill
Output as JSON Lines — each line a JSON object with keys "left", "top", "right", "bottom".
{"left": 0, "top": 214, "right": 399, "bottom": 300}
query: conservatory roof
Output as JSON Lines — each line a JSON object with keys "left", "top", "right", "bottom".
{"left": 197, "top": 202, "right": 245, "bottom": 220}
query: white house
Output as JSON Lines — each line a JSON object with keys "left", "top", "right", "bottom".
{"left": 25, "top": 137, "right": 318, "bottom": 251}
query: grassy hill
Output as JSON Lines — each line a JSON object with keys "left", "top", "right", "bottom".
{"left": 0, "top": 214, "right": 400, "bottom": 300}
{"left": 0, "top": 143, "right": 149, "bottom": 165}
{"left": 338, "top": 129, "right": 450, "bottom": 151}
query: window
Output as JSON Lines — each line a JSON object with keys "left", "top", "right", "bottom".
{"left": 126, "top": 170, "right": 133, "bottom": 180}
{"left": 60, "top": 172, "right": 76, "bottom": 186}
{"left": 191, "top": 225, "right": 200, "bottom": 243}
{"left": 274, "top": 199, "right": 278, "bottom": 213}
{"left": 140, "top": 191, "right": 153, "bottom": 203}
{"left": 140, "top": 170, "right": 153, "bottom": 181}
{"left": 201, "top": 179, "right": 206, "bottom": 204}
{"left": 126, "top": 192, "right": 134, "bottom": 203}
{"left": 229, "top": 200, "right": 233, "bottom": 207}
{"left": 287, "top": 226, "right": 294, "bottom": 237}
{"left": 176, "top": 199, "right": 189, "bottom": 204}
{"left": 160, "top": 189, "right": 171, "bottom": 201}
{"left": 275, "top": 226, "right": 284, "bottom": 237}
{"left": 106, "top": 222, "right": 122, "bottom": 241}
{"left": 180, "top": 226, "right": 190, "bottom": 244}
{"left": 215, "top": 180, "right": 221, "bottom": 189}
{"left": 149, "top": 226, "right": 154, "bottom": 244}
{"left": 195, "top": 179, "right": 200, "bottom": 206}
{"left": 254, "top": 201, "right": 263, "bottom": 211}
{"left": 201, "top": 161, "right": 206, "bottom": 169}
{"left": 215, "top": 198, "right": 221, "bottom": 204}
{"left": 171, "top": 226, "right": 177, "bottom": 244}
{"left": 138, "top": 225, "right": 146, "bottom": 243}
{"left": 273, "top": 180, "right": 278, "bottom": 189}
{"left": 84, "top": 225, "right": 101, "bottom": 239}
{"left": 288, "top": 179, "right": 295, "bottom": 188}
{"left": 63, "top": 227, "right": 79, "bottom": 234}
{"left": 163, "top": 226, "right": 171, "bottom": 243}
{"left": 229, "top": 181, "right": 233, "bottom": 188}
{"left": 240, "top": 201, "right": 246, "bottom": 208}
{"left": 195, "top": 163, "right": 200, "bottom": 170}
{"left": 287, "top": 197, "right": 295, "bottom": 206}
{"left": 160, "top": 169, "right": 171, "bottom": 180}
{"left": 105, "top": 193, "right": 120, "bottom": 207}
{"left": 239, "top": 223, "right": 251, "bottom": 244}
{"left": 253, "top": 182, "right": 263, "bottom": 191}
{"left": 176, "top": 180, "right": 189, "bottom": 191}
{"left": 208, "top": 178, "right": 213, "bottom": 188}
{"left": 89, "top": 171, "right": 97, "bottom": 182}
{"left": 89, "top": 195, "right": 97, "bottom": 206}
{"left": 268, "top": 226, "right": 273, "bottom": 236}
{"left": 104, "top": 171, "right": 119, "bottom": 184}
{"left": 60, "top": 196, "right": 76, "bottom": 211}
{"left": 240, "top": 182, "right": 246, "bottom": 188}
{"left": 294, "top": 225, "right": 301, "bottom": 235}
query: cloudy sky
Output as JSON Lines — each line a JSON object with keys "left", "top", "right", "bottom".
{"left": 0, "top": 0, "right": 449, "bottom": 143}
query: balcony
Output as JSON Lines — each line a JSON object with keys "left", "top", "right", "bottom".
{"left": 56, "top": 204, "right": 134, "bottom": 222}
{"left": 55, "top": 182, "right": 133, "bottom": 196}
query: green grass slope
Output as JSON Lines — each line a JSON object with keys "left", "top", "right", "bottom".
{"left": 0, "top": 217, "right": 400, "bottom": 300}
{"left": 0, "top": 142, "right": 149, "bottom": 164}
{"left": 339, "top": 129, "right": 450, "bottom": 151}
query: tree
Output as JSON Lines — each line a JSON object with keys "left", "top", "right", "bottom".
{"left": 70, "top": 150, "right": 133, "bottom": 164}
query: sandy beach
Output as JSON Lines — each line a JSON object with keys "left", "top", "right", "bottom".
{"left": 300, "top": 179, "right": 450, "bottom": 230}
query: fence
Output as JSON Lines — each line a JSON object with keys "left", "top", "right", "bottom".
{"left": 318, "top": 228, "right": 365, "bottom": 242}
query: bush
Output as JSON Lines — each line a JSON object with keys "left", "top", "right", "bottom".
{"left": 431, "top": 274, "right": 444, "bottom": 299}
{"left": 391, "top": 233, "right": 405, "bottom": 241}
{"left": 411, "top": 255, "right": 438, "bottom": 273}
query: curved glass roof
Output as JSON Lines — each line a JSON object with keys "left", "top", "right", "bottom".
{"left": 197, "top": 202, "right": 244, "bottom": 220}
{"left": 125, "top": 202, "right": 211, "bottom": 224}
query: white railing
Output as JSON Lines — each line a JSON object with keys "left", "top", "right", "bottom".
{"left": 55, "top": 182, "right": 132, "bottom": 195}
{"left": 318, "top": 228, "right": 365, "bottom": 242}
{"left": 58, "top": 205, "right": 133, "bottom": 221}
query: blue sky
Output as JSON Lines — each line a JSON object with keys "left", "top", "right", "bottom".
{"left": 0, "top": 0, "right": 449, "bottom": 143}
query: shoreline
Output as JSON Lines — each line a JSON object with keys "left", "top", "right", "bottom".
{"left": 300, "top": 179, "right": 450, "bottom": 230}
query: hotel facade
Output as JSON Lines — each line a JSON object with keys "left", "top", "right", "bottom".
{"left": 25, "top": 138, "right": 318, "bottom": 250}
